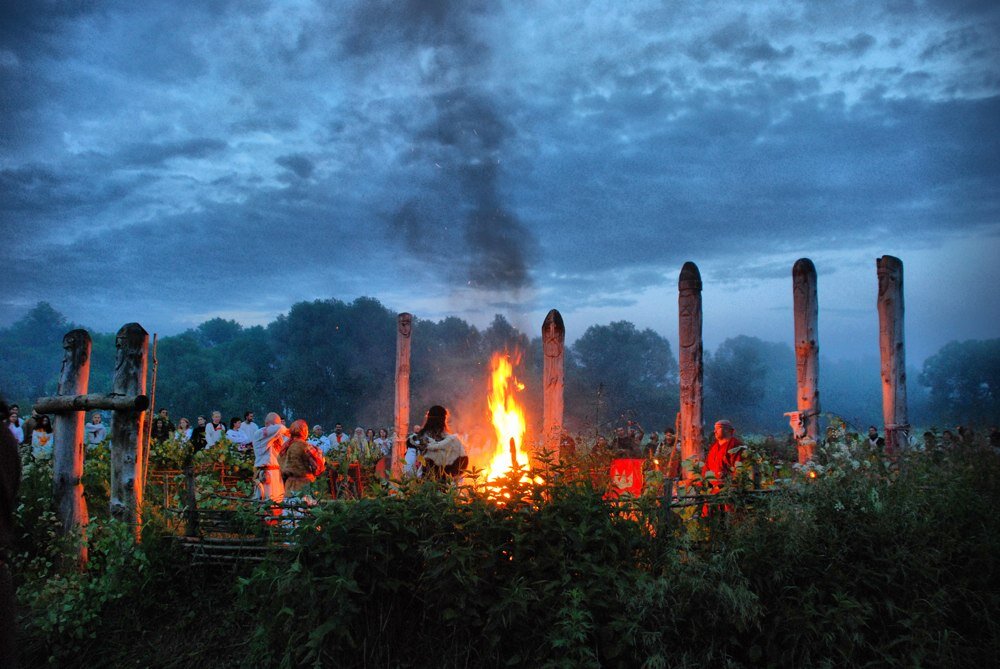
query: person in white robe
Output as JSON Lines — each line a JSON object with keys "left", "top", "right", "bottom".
{"left": 308, "top": 425, "right": 331, "bottom": 454}
{"left": 227, "top": 417, "right": 252, "bottom": 452}
{"left": 84, "top": 412, "right": 107, "bottom": 447}
{"left": 253, "top": 413, "right": 289, "bottom": 506}
{"left": 204, "top": 411, "right": 226, "bottom": 447}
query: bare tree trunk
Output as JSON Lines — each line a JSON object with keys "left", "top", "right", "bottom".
{"left": 877, "top": 255, "right": 909, "bottom": 456}
{"left": 111, "top": 323, "right": 148, "bottom": 539}
{"left": 392, "top": 313, "right": 413, "bottom": 479}
{"left": 793, "top": 258, "right": 821, "bottom": 464}
{"left": 678, "top": 262, "right": 704, "bottom": 476}
{"left": 542, "top": 309, "right": 566, "bottom": 460}
{"left": 53, "top": 329, "right": 91, "bottom": 567}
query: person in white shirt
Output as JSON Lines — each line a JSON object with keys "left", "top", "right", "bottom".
{"left": 308, "top": 424, "right": 331, "bottom": 454}
{"left": 227, "top": 417, "right": 251, "bottom": 452}
{"left": 253, "top": 412, "right": 289, "bottom": 505}
{"left": 6, "top": 409, "right": 23, "bottom": 444}
{"left": 330, "top": 423, "right": 349, "bottom": 447}
{"left": 173, "top": 417, "right": 193, "bottom": 442}
{"left": 84, "top": 412, "right": 107, "bottom": 447}
{"left": 204, "top": 411, "right": 226, "bottom": 447}
{"left": 240, "top": 411, "right": 259, "bottom": 441}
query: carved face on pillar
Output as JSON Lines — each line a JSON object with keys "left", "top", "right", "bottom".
{"left": 543, "top": 321, "right": 562, "bottom": 359}
{"left": 398, "top": 313, "right": 412, "bottom": 338}
{"left": 679, "top": 303, "right": 695, "bottom": 349}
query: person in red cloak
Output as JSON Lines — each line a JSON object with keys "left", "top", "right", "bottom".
{"left": 703, "top": 419, "right": 745, "bottom": 514}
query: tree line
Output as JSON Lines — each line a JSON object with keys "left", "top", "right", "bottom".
{"left": 1, "top": 300, "right": 996, "bottom": 438}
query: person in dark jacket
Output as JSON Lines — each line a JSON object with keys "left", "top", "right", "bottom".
{"left": 1, "top": 398, "right": 23, "bottom": 667}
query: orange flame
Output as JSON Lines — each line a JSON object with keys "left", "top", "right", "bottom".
{"left": 485, "top": 351, "right": 528, "bottom": 480}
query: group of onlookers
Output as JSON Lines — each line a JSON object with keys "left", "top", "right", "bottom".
{"left": 5, "top": 404, "right": 55, "bottom": 458}
{"left": 144, "top": 407, "right": 399, "bottom": 464}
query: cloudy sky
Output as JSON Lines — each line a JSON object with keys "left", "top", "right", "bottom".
{"left": 2, "top": 0, "right": 998, "bottom": 362}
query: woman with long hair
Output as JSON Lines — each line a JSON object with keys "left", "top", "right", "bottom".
{"left": 31, "top": 415, "right": 54, "bottom": 459}
{"left": 408, "top": 405, "right": 467, "bottom": 481}
{"left": 174, "top": 417, "right": 192, "bottom": 442}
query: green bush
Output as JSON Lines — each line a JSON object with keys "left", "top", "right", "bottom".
{"left": 13, "top": 439, "right": 1000, "bottom": 667}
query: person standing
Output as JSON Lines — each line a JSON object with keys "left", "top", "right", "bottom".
{"left": 867, "top": 426, "right": 886, "bottom": 450}
{"left": 190, "top": 416, "right": 208, "bottom": 452}
{"left": 252, "top": 413, "right": 289, "bottom": 505}
{"left": 308, "top": 425, "right": 331, "bottom": 455}
{"left": 656, "top": 428, "right": 680, "bottom": 479}
{"left": 85, "top": 412, "right": 107, "bottom": 447}
{"left": 227, "top": 417, "right": 251, "bottom": 453}
{"left": 279, "top": 420, "right": 326, "bottom": 495}
{"left": 0, "top": 400, "right": 22, "bottom": 669}
{"left": 21, "top": 408, "right": 40, "bottom": 446}
{"left": 705, "top": 420, "right": 745, "bottom": 487}
{"left": 173, "top": 417, "right": 192, "bottom": 442}
{"left": 6, "top": 408, "right": 23, "bottom": 445}
{"left": 330, "top": 423, "right": 349, "bottom": 450}
{"left": 240, "top": 411, "right": 259, "bottom": 441}
{"left": 31, "top": 416, "right": 54, "bottom": 459}
{"left": 149, "top": 417, "right": 170, "bottom": 443}
{"left": 412, "top": 405, "right": 467, "bottom": 482}
{"left": 204, "top": 411, "right": 226, "bottom": 447}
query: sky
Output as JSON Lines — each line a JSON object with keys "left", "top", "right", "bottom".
{"left": 1, "top": 0, "right": 998, "bottom": 363}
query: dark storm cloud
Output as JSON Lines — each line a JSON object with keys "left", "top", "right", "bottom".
{"left": 118, "top": 138, "right": 228, "bottom": 167}
{"left": 275, "top": 154, "right": 315, "bottom": 179}
{"left": 920, "top": 25, "right": 991, "bottom": 60}
{"left": 522, "top": 91, "right": 1000, "bottom": 281}
{"left": 0, "top": 0, "right": 997, "bottom": 357}
{"left": 340, "top": 0, "right": 487, "bottom": 58}
{"left": 819, "top": 33, "right": 876, "bottom": 57}
{"left": 688, "top": 18, "right": 794, "bottom": 66}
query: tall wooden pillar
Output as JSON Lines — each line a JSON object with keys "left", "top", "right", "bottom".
{"left": 876, "top": 256, "right": 909, "bottom": 456}
{"left": 53, "top": 329, "right": 91, "bottom": 565}
{"left": 792, "top": 259, "right": 820, "bottom": 463}
{"left": 541, "top": 309, "right": 565, "bottom": 459}
{"left": 110, "top": 323, "right": 148, "bottom": 538}
{"left": 392, "top": 313, "right": 413, "bottom": 478}
{"left": 678, "top": 262, "right": 704, "bottom": 474}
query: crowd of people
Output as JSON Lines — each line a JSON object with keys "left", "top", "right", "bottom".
{"left": 140, "top": 405, "right": 469, "bottom": 506}
{"left": 7, "top": 399, "right": 999, "bottom": 499}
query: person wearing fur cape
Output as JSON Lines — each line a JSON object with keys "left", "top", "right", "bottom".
{"left": 408, "top": 405, "right": 468, "bottom": 481}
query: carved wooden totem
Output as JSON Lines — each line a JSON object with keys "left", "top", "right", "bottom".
{"left": 110, "top": 322, "right": 148, "bottom": 538}
{"left": 54, "top": 328, "right": 91, "bottom": 564}
{"left": 876, "top": 256, "right": 909, "bottom": 456}
{"left": 678, "top": 262, "right": 704, "bottom": 474}
{"left": 392, "top": 312, "right": 413, "bottom": 478}
{"left": 792, "top": 258, "right": 820, "bottom": 463}
{"left": 541, "top": 309, "right": 566, "bottom": 459}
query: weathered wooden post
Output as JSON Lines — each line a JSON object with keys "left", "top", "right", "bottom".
{"left": 792, "top": 258, "right": 821, "bottom": 463}
{"left": 53, "top": 329, "right": 91, "bottom": 566}
{"left": 541, "top": 309, "right": 566, "bottom": 460}
{"left": 876, "top": 255, "right": 909, "bottom": 456}
{"left": 392, "top": 312, "right": 413, "bottom": 479}
{"left": 678, "top": 262, "right": 705, "bottom": 476}
{"left": 110, "top": 322, "right": 148, "bottom": 538}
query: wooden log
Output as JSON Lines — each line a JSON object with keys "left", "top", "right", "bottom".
{"left": 53, "top": 329, "right": 91, "bottom": 567}
{"left": 541, "top": 309, "right": 566, "bottom": 460}
{"left": 392, "top": 313, "right": 413, "bottom": 479}
{"left": 876, "top": 256, "right": 909, "bottom": 456}
{"left": 792, "top": 258, "right": 821, "bottom": 464}
{"left": 110, "top": 322, "right": 148, "bottom": 539}
{"left": 34, "top": 393, "right": 149, "bottom": 414}
{"left": 678, "top": 262, "right": 705, "bottom": 476}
